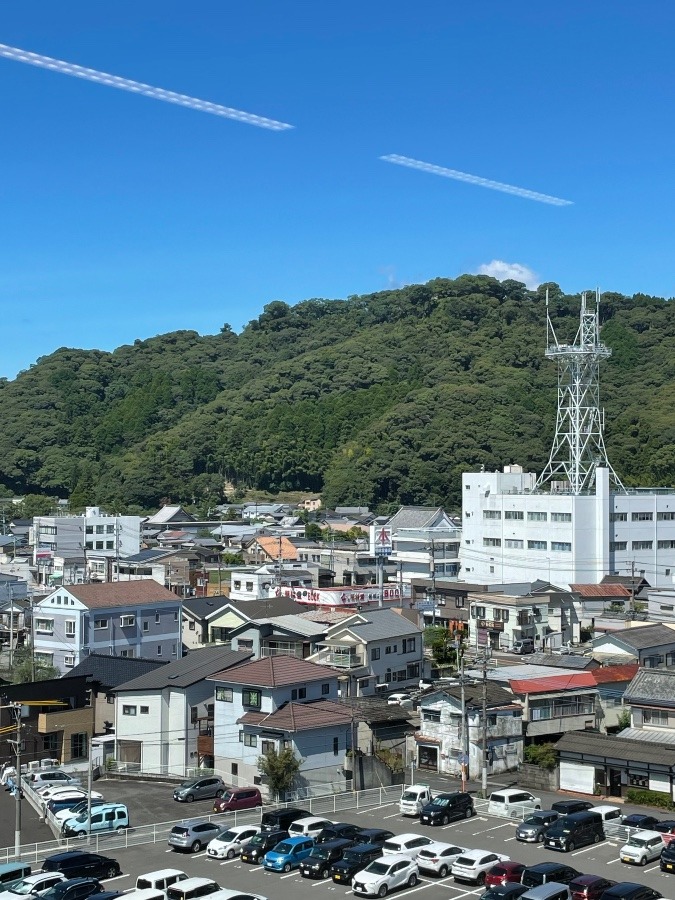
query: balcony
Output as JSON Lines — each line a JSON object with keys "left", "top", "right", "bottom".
{"left": 197, "top": 717, "right": 214, "bottom": 756}
{"left": 526, "top": 700, "right": 596, "bottom": 737}
{"left": 313, "top": 649, "right": 365, "bottom": 669}
{"left": 260, "top": 643, "right": 305, "bottom": 658}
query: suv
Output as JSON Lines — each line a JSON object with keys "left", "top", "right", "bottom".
{"left": 316, "top": 823, "right": 362, "bottom": 844}
{"left": 3, "top": 873, "right": 67, "bottom": 900}
{"left": 173, "top": 777, "right": 226, "bottom": 803}
{"left": 358, "top": 830, "right": 395, "bottom": 846}
{"left": 260, "top": 807, "right": 309, "bottom": 833}
{"left": 240, "top": 830, "right": 289, "bottom": 864}
{"left": 521, "top": 864, "right": 580, "bottom": 888}
{"left": 452, "top": 851, "right": 510, "bottom": 885}
{"left": 598, "top": 885, "right": 661, "bottom": 900}
{"left": 417, "top": 843, "right": 466, "bottom": 878}
{"left": 40, "top": 881, "right": 101, "bottom": 900}
{"left": 168, "top": 820, "right": 221, "bottom": 853}
{"left": 212, "top": 787, "right": 262, "bottom": 814}
{"left": 551, "top": 801, "right": 594, "bottom": 816}
{"left": 41, "top": 853, "right": 121, "bottom": 881}
{"left": 352, "top": 855, "right": 419, "bottom": 897}
{"left": 300, "top": 839, "right": 355, "bottom": 879}
{"left": 331, "top": 844, "right": 384, "bottom": 884}
{"left": 420, "top": 792, "right": 474, "bottom": 826}
{"left": 569, "top": 877, "right": 617, "bottom": 900}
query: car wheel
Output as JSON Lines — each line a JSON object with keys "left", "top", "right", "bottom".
{"left": 227, "top": 849, "right": 235, "bottom": 860}
{"left": 438, "top": 865, "right": 448, "bottom": 878}
{"left": 321, "top": 868, "right": 329, "bottom": 880}
{"left": 465, "top": 809, "right": 472, "bottom": 820}
{"left": 191, "top": 840, "right": 202, "bottom": 853}
{"left": 186, "top": 794, "right": 194, "bottom": 803}
{"left": 442, "top": 815, "right": 449, "bottom": 826}
{"left": 568, "top": 842, "right": 575, "bottom": 852}
{"left": 594, "top": 834, "right": 600, "bottom": 844}
{"left": 478, "top": 873, "right": 486, "bottom": 885}
{"left": 76, "top": 831, "right": 87, "bottom": 838}
{"left": 640, "top": 857, "right": 647, "bottom": 866}
{"left": 215, "top": 790, "right": 224, "bottom": 798}
{"left": 536, "top": 833, "right": 543, "bottom": 843}
{"left": 534, "top": 805, "right": 541, "bottom": 810}
{"left": 106, "top": 867, "right": 118, "bottom": 879}
{"left": 408, "top": 874, "right": 417, "bottom": 887}
{"left": 283, "top": 863, "right": 292, "bottom": 873}
{"left": 378, "top": 885, "right": 388, "bottom": 897}
{"left": 116, "top": 826, "right": 125, "bottom": 832}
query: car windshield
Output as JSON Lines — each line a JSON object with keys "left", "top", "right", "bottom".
{"left": 430, "top": 798, "right": 450, "bottom": 807}
{"left": 342, "top": 851, "right": 361, "bottom": 863}
{"left": 490, "top": 795, "right": 506, "bottom": 804}
{"left": 491, "top": 867, "right": 508, "bottom": 876}
{"left": 221, "top": 793, "right": 234, "bottom": 802}
{"left": 309, "top": 848, "right": 329, "bottom": 860}
{"left": 366, "top": 862, "right": 390, "bottom": 876}
{"left": 8, "top": 882, "right": 38, "bottom": 895}
{"left": 217, "top": 831, "right": 237, "bottom": 842}
{"left": 401, "top": 791, "right": 418, "bottom": 801}
{"left": 248, "top": 834, "right": 267, "bottom": 847}
{"left": 274, "top": 842, "right": 292, "bottom": 854}
{"left": 627, "top": 837, "right": 649, "bottom": 848}
{"left": 526, "top": 816, "right": 546, "bottom": 826}
{"left": 456, "top": 857, "right": 475, "bottom": 867}
{"left": 179, "top": 780, "right": 198, "bottom": 788}
{"left": 171, "top": 826, "right": 188, "bottom": 835}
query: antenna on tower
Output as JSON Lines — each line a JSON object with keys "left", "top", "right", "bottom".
{"left": 536, "top": 288, "right": 625, "bottom": 495}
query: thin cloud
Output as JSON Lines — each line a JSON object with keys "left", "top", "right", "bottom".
{"left": 380, "top": 154, "right": 573, "bottom": 206}
{"left": 477, "top": 260, "right": 540, "bottom": 290}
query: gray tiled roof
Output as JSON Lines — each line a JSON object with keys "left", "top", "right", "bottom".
{"left": 529, "top": 653, "right": 596, "bottom": 670}
{"left": 618, "top": 727, "right": 675, "bottom": 746}
{"left": 116, "top": 645, "right": 253, "bottom": 692}
{"left": 556, "top": 730, "right": 675, "bottom": 767}
{"left": 329, "top": 608, "right": 422, "bottom": 641}
{"left": 226, "top": 598, "right": 307, "bottom": 619}
{"left": 119, "top": 549, "right": 175, "bottom": 563}
{"left": 182, "top": 596, "right": 230, "bottom": 620}
{"left": 594, "top": 624, "right": 675, "bottom": 651}
{"left": 422, "top": 682, "right": 516, "bottom": 710}
{"left": 386, "top": 507, "right": 446, "bottom": 530}
{"left": 61, "top": 653, "right": 167, "bottom": 688}
{"left": 624, "top": 667, "right": 675, "bottom": 707}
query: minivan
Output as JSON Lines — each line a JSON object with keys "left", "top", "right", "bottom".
{"left": 521, "top": 864, "right": 580, "bottom": 888}
{"left": 544, "top": 812, "right": 604, "bottom": 853}
{"left": 420, "top": 792, "right": 474, "bottom": 826}
{"left": 589, "top": 806, "right": 622, "bottom": 824}
{"left": 260, "top": 807, "right": 309, "bottom": 833}
{"left": 382, "top": 834, "right": 433, "bottom": 860}
{"left": 513, "top": 639, "right": 535, "bottom": 655}
{"left": 488, "top": 790, "right": 541, "bottom": 818}
{"left": 299, "top": 839, "right": 355, "bottom": 879}
{"left": 212, "top": 787, "right": 261, "bottom": 815}
{"left": 0, "top": 864, "right": 31, "bottom": 886}
{"left": 166, "top": 879, "right": 220, "bottom": 900}
{"left": 135, "top": 871, "right": 188, "bottom": 893}
{"left": 288, "top": 816, "right": 333, "bottom": 839}
{"left": 520, "top": 884, "right": 571, "bottom": 900}
{"left": 61, "top": 803, "right": 129, "bottom": 837}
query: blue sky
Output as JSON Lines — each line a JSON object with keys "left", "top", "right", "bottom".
{"left": 1, "top": 1, "right": 673, "bottom": 378}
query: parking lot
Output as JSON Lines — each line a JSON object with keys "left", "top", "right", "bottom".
{"left": 29, "top": 795, "right": 675, "bottom": 900}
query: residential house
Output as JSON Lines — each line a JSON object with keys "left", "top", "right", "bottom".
{"left": 228, "top": 614, "right": 327, "bottom": 659}
{"left": 114, "top": 645, "right": 252, "bottom": 776}
{"left": 32, "top": 581, "right": 183, "bottom": 672}
{"left": 182, "top": 596, "right": 232, "bottom": 649}
{"left": 211, "top": 656, "right": 352, "bottom": 796}
{"left": 591, "top": 623, "right": 675, "bottom": 667}
{"left": 229, "top": 563, "right": 316, "bottom": 601}
{"left": 570, "top": 583, "right": 633, "bottom": 625}
{"left": 298, "top": 540, "right": 398, "bottom": 588}
{"left": 244, "top": 535, "right": 299, "bottom": 566}
{"left": 647, "top": 588, "right": 675, "bottom": 624}
{"left": 370, "top": 507, "right": 461, "bottom": 584}
{"left": 113, "top": 549, "right": 178, "bottom": 583}
{"left": 241, "top": 503, "right": 290, "bottom": 522}
{"left": 200, "top": 597, "right": 306, "bottom": 645}
{"left": 591, "top": 664, "right": 639, "bottom": 732}
{"left": 308, "top": 608, "right": 423, "bottom": 697}
{"left": 508, "top": 672, "right": 599, "bottom": 739}
{"left": 467, "top": 589, "right": 550, "bottom": 651}
{"left": 298, "top": 498, "right": 322, "bottom": 512}
{"left": 415, "top": 683, "right": 523, "bottom": 778}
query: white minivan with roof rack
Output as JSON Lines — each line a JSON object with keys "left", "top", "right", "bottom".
{"left": 488, "top": 789, "right": 541, "bottom": 818}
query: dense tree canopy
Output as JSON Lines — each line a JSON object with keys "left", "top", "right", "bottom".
{"left": 0, "top": 276, "right": 673, "bottom": 514}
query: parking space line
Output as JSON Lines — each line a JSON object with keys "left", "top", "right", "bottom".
{"left": 442, "top": 821, "right": 470, "bottom": 830}
{"left": 484, "top": 823, "right": 513, "bottom": 833}
{"left": 280, "top": 872, "right": 299, "bottom": 879}
{"left": 356, "top": 803, "right": 395, "bottom": 815}
{"left": 606, "top": 858, "right": 621, "bottom": 864}
{"left": 645, "top": 865, "right": 661, "bottom": 873}
{"left": 102, "top": 876, "right": 129, "bottom": 883}
{"left": 504, "top": 837, "right": 516, "bottom": 842}
{"left": 219, "top": 859, "right": 239, "bottom": 865}
{"left": 311, "top": 879, "right": 332, "bottom": 886}
{"left": 572, "top": 842, "right": 608, "bottom": 855}
{"left": 383, "top": 813, "right": 400, "bottom": 819}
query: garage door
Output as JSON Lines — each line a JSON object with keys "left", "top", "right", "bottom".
{"left": 560, "top": 760, "right": 594, "bottom": 794}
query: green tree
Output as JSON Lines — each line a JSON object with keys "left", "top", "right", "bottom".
{"left": 423, "top": 625, "right": 458, "bottom": 667}
{"left": 616, "top": 708, "right": 631, "bottom": 730}
{"left": 257, "top": 747, "right": 301, "bottom": 800}
{"left": 305, "top": 522, "right": 323, "bottom": 540}
{"left": 11, "top": 649, "right": 60, "bottom": 683}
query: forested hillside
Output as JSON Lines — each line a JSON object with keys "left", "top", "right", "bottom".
{"left": 1, "top": 275, "right": 673, "bottom": 515}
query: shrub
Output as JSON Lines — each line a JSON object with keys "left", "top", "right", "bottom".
{"left": 523, "top": 743, "right": 557, "bottom": 771}
{"left": 625, "top": 788, "right": 675, "bottom": 810}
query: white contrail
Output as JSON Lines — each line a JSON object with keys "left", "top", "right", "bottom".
{"left": 0, "top": 42, "right": 293, "bottom": 131}
{"left": 380, "top": 154, "right": 573, "bottom": 206}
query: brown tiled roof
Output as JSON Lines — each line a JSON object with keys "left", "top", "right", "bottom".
{"left": 590, "top": 664, "right": 639, "bottom": 684}
{"left": 238, "top": 700, "right": 352, "bottom": 733}
{"left": 56, "top": 581, "right": 179, "bottom": 609}
{"left": 255, "top": 536, "right": 298, "bottom": 561}
{"left": 570, "top": 584, "right": 631, "bottom": 598}
{"left": 211, "top": 655, "right": 336, "bottom": 687}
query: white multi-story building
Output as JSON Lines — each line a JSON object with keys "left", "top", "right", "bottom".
{"left": 369, "top": 507, "right": 461, "bottom": 584}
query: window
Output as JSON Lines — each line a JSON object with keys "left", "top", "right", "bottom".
{"left": 85, "top": 525, "right": 93, "bottom": 534}
{"left": 403, "top": 637, "right": 416, "bottom": 653}
{"left": 658, "top": 540, "right": 675, "bottom": 550}
{"left": 172, "top": 643, "right": 177, "bottom": 656}
{"left": 322, "top": 683, "right": 330, "bottom": 695}
{"left": 658, "top": 512, "right": 675, "bottom": 521}
{"left": 505, "top": 539, "right": 524, "bottom": 549}
{"left": 245, "top": 582, "right": 254, "bottom": 592}
{"left": 35, "top": 618, "right": 54, "bottom": 634}
{"left": 385, "top": 645, "right": 392, "bottom": 654}
{"left": 611, "top": 512, "right": 628, "bottom": 522}
{"left": 483, "top": 538, "right": 501, "bottom": 547}
{"left": 174, "top": 611, "right": 179, "bottom": 622}
{"left": 71, "top": 733, "right": 87, "bottom": 759}
{"left": 497, "top": 609, "right": 510, "bottom": 622}
{"left": 528, "top": 540, "right": 547, "bottom": 550}
{"left": 261, "top": 740, "right": 276, "bottom": 754}
{"left": 643, "top": 709, "right": 668, "bottom": 727}
{"left": 96, "top": 525, "right": 104, "bottom": 534}
{"left": 422, "top": 710, "right": 441, "bottom": 722}
{"left": 371, "top": 648, "right": 380, "bottom": 661}
{"left": 106, "top": 523, "right": 115, "bottom": 533}
{"left": 95, "top": 541, "right": 103, "bottom": 550}
{"left": 551, "top": 541, "right": 572, "bottom": 552}
{"left": 333, "top": 737, "right": 339, "bottom": 756}
{"left": 610, "top": 541, "right": 627, "bottom": 551}
{"left": 155, "top": 611, "right": 161, "bottom": 624}
{"left": 190, "top": 706, "right": 198, "bottom": 724}
{"left": 504, "top": 510, "right": 524, "bottom": 520}
{"left": 43, "top": 734, "right": 58, "bottom": 753}
{"left": 528, "top": 511, "right": 547, "bottom": 522}
{"left": 632, "top": 541, "right": 653, "bottom": 550}
{"left": 407, "top": 662, "right": 420, "bottom": 678}
{"left": 106, "top": 541, "right": 114, "bottom": 550}
{"left": 120, "top": 615, "right": 135, "bottom": 627}
{"left": 143, "top": 621, "right": 149, "bottom": 633}
{"left": 483, "top": 510, "right": 501, "bottom": 520}
{"left": 85, "top": 541, "right": 93, "bottom": 550}
{"left": 34, "top": 652, "right": 53, "bottom": 665}
{"left": 64, "top": 655, "right": 75, "bottom": 668}
{"left": 122, "top": 705, "right": 137, "bottom": 716}
{"left": 242, "top": 689, "right": 261, "bottom": 708}
{"left": 291, "top": 687, "right": 306, "bottom": 700}
{"left": 240, "top": 732, "right": 258, "bottom": 747}
{"left": 233, "top": 580, "right": 241, "bottom": 590}
{"left": 231, "top": 763, "right": 239, "bottom": 776}
{"left": 551, "top": 512, "right": 572, "bottom": 522}
{"left": 95, "top": 618, "right": 108, "bottom": 630}
{"left": 157, "top": 645, "right": 162, "bottom": 656}
{"left": 120, "top": 649, "right": 134, "bottom": 658}
{"left": 632, "top": 512, "right": 653, "bottom": 521}
{"left": 471, "top": 605, "right": 486, "bottom": 619}
{"left": 137, "top": 706, "right": 149, "bottom": 715}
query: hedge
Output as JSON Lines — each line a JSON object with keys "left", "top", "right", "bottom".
{"left": 625, "top": 787, "right": 675, "bottom": 810}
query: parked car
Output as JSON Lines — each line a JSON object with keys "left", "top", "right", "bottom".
{"left": 0, "top": 865, "right": 31, "bottom": 888}
{"left": 316, "top": 823, "right": 362, "bottom": 844}
{"left": 516, "top": 811, "right": 560, "bottom": 844}
{"left": 621, "top": 815, "right": 658, "bottom": 830}
{"left": 212, "top": 788, "right": 261, "bottom": 814}
{"left": 485, "top": 863, "right": 526, "bottom": 887}
{"left": 41, "top": 853, "right": 121, "bottom": 881}
{"left": 399, "top": 785, "right": 433, "bottom": 817}
{"left": 40, "top": 788, "right": 102, "bottom": 806}
{"left": 260, "top": 808, "right": 309, "bottom": 833}
{"left": 166, "top": 879, "right": 220, "bottom": 900}
{"left": 521, "top": 864, "right": 580, "bottom": 888}
{"left": 452, "top": 851, "right": 510, "bottom": 885}
{"left": 512, "top": 639, "right": 535, "bottom": 654}
{"left": 519, "top": 885, "right": 571, "bottom": 900}
{"left": 168, "top": 820, "right": 222, "bottom": 853}
{"left": 382, "top": 834, "right": 433, "bottom": 860}
{"left": 358, "top": 830, "right": 395, "bottom": 846}
{"left": 481, "top": 887, "right": 529, "bottom": 900}
{"left": 417, "top": 843, "right": 466, "bottom": 878}
{"left": 48, "top": 796, "right": 105, "bottom": 818}
{"left": 240, "top": 831, "right": 289, "bottom": 865}
{"left": 40, "top": 881, "right": 101, "bottom": 900}
{"left": 299, "top": 839, "right": 355, "bottom": 879}
{"left": 551, "top": 801, "right": 594, "bottom": 816}
{"left": 597, "top": 885, "right": 662, "bottom": 900}
{"left": 30, "top": 772, "right": 81, "bottom": 792}
{"left": 173, "top": 777, "right": 226, "bottom": 803}
{"left": 135, "top": 871, "right": 188, "bottom": 893}
{"left": 61, "top": 804, "right": 129, "bottom": 837}
{"left": 620, "top": 831, "right": 665, "bottom": 866}
{"left": 262, "top": 837, "right": 314, "bottom": 873}
{"left": 206, "top": 826, "right": 261, "bottom": 860}
{"left": 387, "top": 693, "right": 413, "bottom": 707}
{"left": 543, "top": 812, "right": 604, "bottom": 852}
{"left": 568, "top": 876, "right": 617, "bottom": 900}
{"left": 488, "top": 790, "right": 541, "bottom": 817}
{"left": 331, "top": 845, "right": 384, "bottom": 884}
{"left": 2, "top": 873, "right": 67, "bottom": 900}
{"left": 587, "top": 806, "right": 622, "bottom": 824}
{"left": 660, "top": 839, "right": 675, "bottom": 872}
{"left": 288, "top": 817, "right": 334, "bottom": 839}
{"left": 654, "top": 820, "right": 675, "bottom": 844}
{"left": 420, "top": 792, "right": 474, "bottom": 826}
{"left": 53, "top": 800, "right": 107, "bottom": 827}
{"left": 352, "top": 854, "right": 419, "bottom": 896}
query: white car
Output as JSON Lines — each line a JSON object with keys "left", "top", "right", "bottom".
{"left": 382, "top": 834, "right": 433, "bottom": 860}
{"left": 53, "top": 798, "right": 106, "bottom": 825}
{"left": 620, "top": 830, "right": 665, "bottom": 865}
{"left": 352, "top": 854, "right": 419, "bottom": 897}
{"left": 417, "top": 842, "right": 467, "bottom": 878}
{"left": 39, "top": 785, "right": 103, "bottom": 804}
{"left": 207, "top": 825, "right": 261, "bottom": 859}
{"left": 387, "top": 693, "right": 413, "bottom": 707}
{"left": 2, "top": 873, "right": 67, "bottom": 900}
{"left": 451, "top": 850, "right": 510, "bottom": 884}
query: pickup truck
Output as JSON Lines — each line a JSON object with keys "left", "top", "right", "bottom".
{"left": 399, "top": 784, "right": 433, "bottom": 817}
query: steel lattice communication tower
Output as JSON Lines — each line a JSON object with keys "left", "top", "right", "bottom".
{"left": 536, "top": 289, "right": 625, "bottom": 495}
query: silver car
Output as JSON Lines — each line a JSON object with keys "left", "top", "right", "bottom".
{"left": 516, "top": 811, "right": 560, "bottom": 843}
{"left": 173, "top": 776, "right": 226, "bottom": 803}
{"left": 168, "top": 819, "right": 222, "bottom": 853}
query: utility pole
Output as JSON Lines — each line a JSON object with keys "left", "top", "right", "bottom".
{"left": 481, "top": 650, "right": 489, "bottom": 798}
{"left": 455, "top": 639, "right": 469, "bottom": 793}
{"left": 11, "top": 704, "right": 22, "bottom": 860}
{"left": 8, "top": 584, "right": 14, "bottom": 670}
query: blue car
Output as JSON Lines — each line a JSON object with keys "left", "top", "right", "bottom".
{"left": 263, "top": 836, "right": 314, "bottom": 872}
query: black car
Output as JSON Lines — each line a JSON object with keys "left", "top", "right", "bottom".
{"left": 622, "top": 814, "right": 659, "bottom": 830}
{"left": 41, "top": 854, "right": 121, "bottom": 881}
{"left": 481, "top": 886, "right": 529, "bottom": 900}
{"left": 357, "top": 829, "right": 395, "bottom": 846}
{"left": 420, "top": 792, "right": 474, "bottom": 826}
{"left": 240, "top": 829, "right": 289, "bottom": 864}
{"left": 331, "top": 844, "right": 384, "bottom": 884}
{"left": 260, "top": 807, "right": 309, "bottom": 833}
{"left": 659, "top": 841, "right": 675, "bottom": 873}
{"left": 521, "top": 863, "right": 581, "bottom": 887}
{"left": 300, "top": 839, "right": 355, "bottom": 879}
{"left": 316, "top": 823, "right": 363, "bottom": 844}
{"left": 41, "top": 880, "right": 103, "bottom": 900}
{"left": 598, "top": 884, "right": 662, "bottom": 900}
{"left": 551, "top": 801, "right": 595, "bottom": 816}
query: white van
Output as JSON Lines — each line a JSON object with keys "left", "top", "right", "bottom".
{"left": 488, "top": 789, "right": 541, "bottom": 818}
{"left": 382, "top": 833, "right": 433, "bottom": 860}
{"left": 590, "top": 805, "right": 622, "bottom": 823}
{"left": 166, "top": 878, "right": 220, "bottom": 900}
{"left": 136, "top": 871, "right": 188, "bottom": 894}
{"left": 287, "top": 816, "right": 334, "bottom": 838}
{"left": 61, "top": 802, "right": 129, "bottom": 836}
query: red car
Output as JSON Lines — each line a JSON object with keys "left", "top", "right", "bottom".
{"left": 485, "top": 863, "right": 526, "bottom": 887}
{"left": 569, "top": 876, "right": 617, "bottom": 900}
